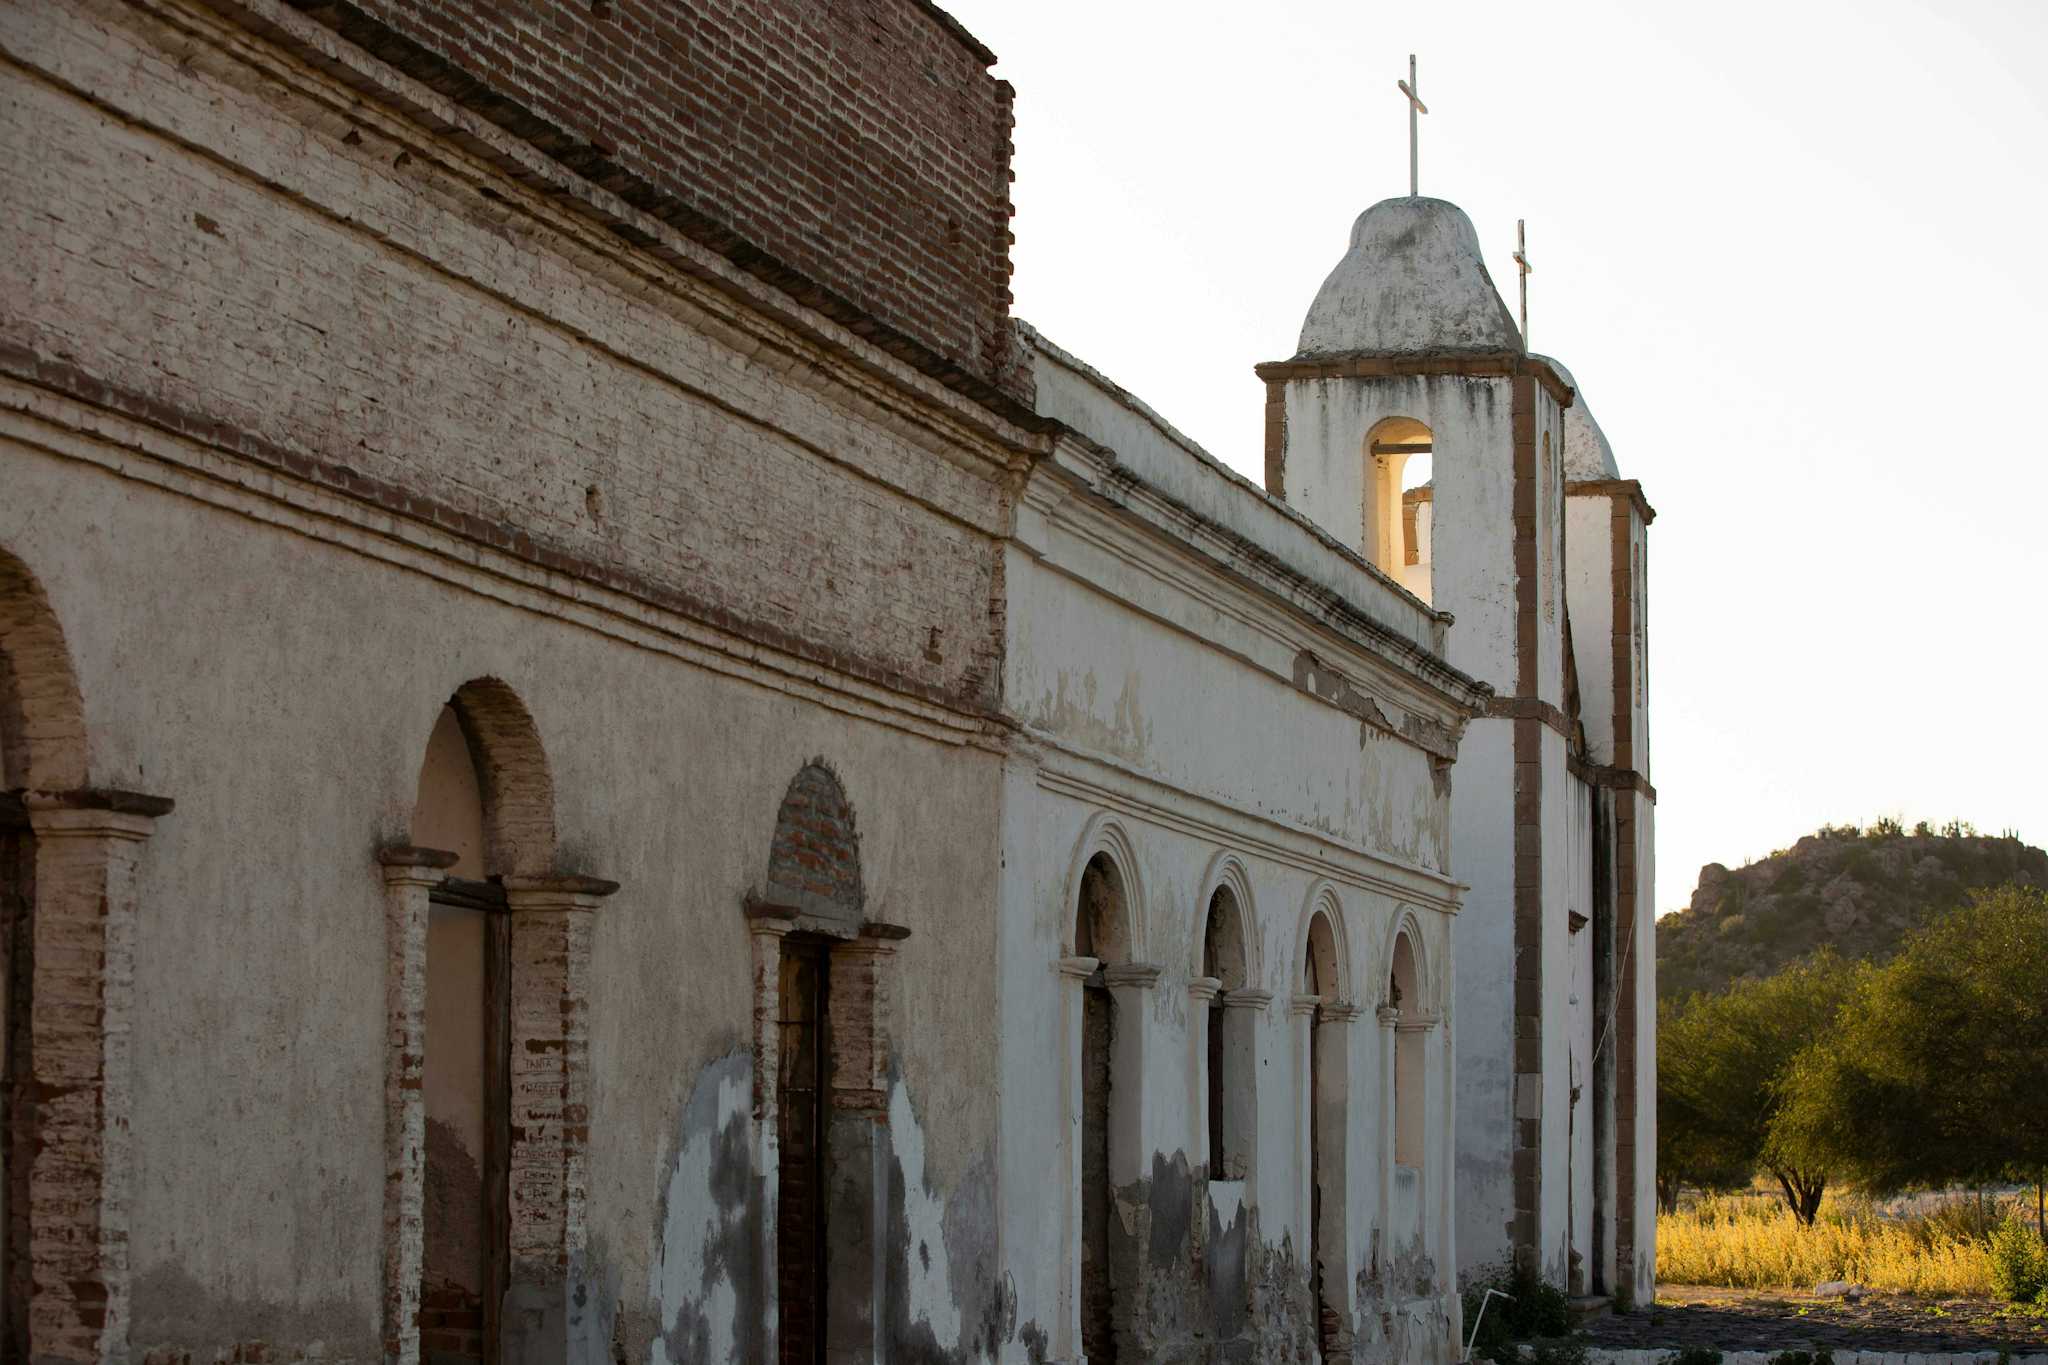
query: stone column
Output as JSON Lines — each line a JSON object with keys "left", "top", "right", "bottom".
{"left": 19, "top": 788, "right": 171, "bottom": 1365}
{"left": 1102, "top": 963, "right": 1161, "bottom": 1186}
{"left": 1222, "top": 989, "right": 1272, "bottom": 1204}
{"left": 1288, "top": 994, "right": 1319, "bottom": 1242}
{"left": 1378, "top": 1004, "right": 1400, "bottom": 1286}
{"left": 1314, "top": 1002, "right": 1363, "bottom": 1355}
{"left": 376, "top": 845, "right": 457, "bottom": 1365}
{"left": 1053, "top": 954, "right": 1098, "bottom": 1362}
{"left": 1405, "top": 1014, "right": 1445, "bottom": 1284}
{"left": 1186, "top": 975, "right": 1221, "bottom": 1174}
{"left": 497, "top": 873, "right": 618, "bottom": 1365}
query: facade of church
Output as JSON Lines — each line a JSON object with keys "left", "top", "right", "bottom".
{"left": 0, "top": 2, "right": 1653, "bottom": 1364}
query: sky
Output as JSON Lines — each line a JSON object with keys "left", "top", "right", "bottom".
{"left": 942, "top": 0, "right": 2048, "bottom": 917}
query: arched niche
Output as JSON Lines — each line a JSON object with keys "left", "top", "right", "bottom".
{"left": 1200, "top": 869, "right": 1257, "bottom": 1182}
{"left": 764, "top": 759, "right": 865, "bottom": 935}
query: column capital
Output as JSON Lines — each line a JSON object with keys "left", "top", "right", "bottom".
{"left": 1288, "top": 993, "right": 1322, "bottom": 1020}
{"left": 377, "top": 843, "right": 457, "bottom": 889}
{"left": 1321, "top": 1001, "right": 1366, "bottom": 1025}
{"left": 19, "top": 787, "right": 174, "bottom": 841}
{"left": 1102, "top": 961, "right": 1163, "bottom": 991}
{"left": 1186, "top": 975, "right": 1223, "bottom": 1005}
{"left": 1054, "top": 954, "right": 1100, "bottom": 981}
{"left": 501, "top": 873, "right": 620, "bottom": 912}
{"left": 1396, "top": 1011, "right": 1441, "bottom": 1033}
{"left": 1223, "top": 988, "right": 1274, "bottom": 1013}
{"left": 1378, "top": 1005, "right": 1402, "bottom": 1029}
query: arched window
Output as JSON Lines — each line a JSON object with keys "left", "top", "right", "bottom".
{"left": 1366, "top": 418, "right": 1436, "bottom": 603}
{"left": 1389, "top": 931, "right": 1424, "bottom": 1168}
{"left": 1075, "top": 852, "right": 1128, "bottom": 1365}
{"left": 1303, "top": 908, "right": 1346, "bottom": 1361}
{"left": 1202, "top": 886, "right": 1250, "bottom": 1181}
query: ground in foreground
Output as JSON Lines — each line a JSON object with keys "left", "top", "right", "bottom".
{"left": 1583, "top": 1286, "right": 2048, "bottom": 1355}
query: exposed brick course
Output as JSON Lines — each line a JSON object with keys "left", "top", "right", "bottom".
{"left": 2, "top": 0, "right": 1013, "bottom": 717}
{"left": 276, "top": 0, "right": 1027, "bottom": 399}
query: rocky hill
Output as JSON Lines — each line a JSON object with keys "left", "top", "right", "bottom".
{"left": 1657, "top": 825, "right": 2047, "bottom": 1000}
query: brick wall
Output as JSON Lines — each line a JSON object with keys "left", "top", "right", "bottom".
{"left": 282, "top": 0, "right": 1027, "bottom": 400}
{"left": 4, "top": 0, "right": 1012, "bottom": 713}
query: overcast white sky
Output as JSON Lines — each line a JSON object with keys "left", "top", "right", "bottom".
{"left": 943, "top": 0, "right": 2048, "bottom": 916}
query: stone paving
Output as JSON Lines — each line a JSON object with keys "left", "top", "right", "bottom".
{"left": 1581, "top": 1285, "right": 2048, "bottom": 1359}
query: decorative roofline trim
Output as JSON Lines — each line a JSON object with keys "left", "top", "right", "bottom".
{"left": 1565, "top": 478, "right": 1658, "bottom": 525}
{"left": 1254, "top": 351, "right": 1576, "bottom": 407}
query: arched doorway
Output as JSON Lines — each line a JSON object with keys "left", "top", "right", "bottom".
{"left": 407, "top": 678, "right": 558, "bottom": 1365}
{"left": 1302, "top": 905, "right": 1349, "bottom": 1362}
{"left": 1075, "top": 852, "right": 1129, "bottom": 1365}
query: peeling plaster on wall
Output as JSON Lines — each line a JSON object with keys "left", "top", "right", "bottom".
{"left": 1033, "top": 669, "right": 1155, "bottom": 767}
{"left": 1098, "top": 1150, "right": 1318, "bottom": 1363}
{"left": 1290, "top": 650, "right": 1395, "bottom": 746}
{"left": 650, "top": 1053, "right": 758, "bottom": 1365}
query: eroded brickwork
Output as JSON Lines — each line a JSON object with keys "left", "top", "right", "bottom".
{"left": 275, "top": 0, "right": 1026, "bottom": 399}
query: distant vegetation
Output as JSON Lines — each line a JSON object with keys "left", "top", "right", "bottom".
{"left": 1658, "top": 821, "right": 2046, "bottom": 1000}
{"left": 1657, "top": 825, "right": 2048, "bottom": 1302}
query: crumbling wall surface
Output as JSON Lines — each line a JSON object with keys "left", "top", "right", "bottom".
{"left": 1, "top": 0, "right": 1016, "bottom": 716}
{"left": 273, "top": 0, "right": 1026, "bottom": 397}
{"left": 1100, "top": 1154, "right": 1317, "bottom": 1364}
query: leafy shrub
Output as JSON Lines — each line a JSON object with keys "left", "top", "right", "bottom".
{"left": 1988, "top": 1214, "right": 2048, "bottom": 1304}
{"left": 1529, "top": 1338, "right": 1590, "bottom": 1365}
{"left": 1769, "top": 1351, "right": 1835, "bottom": 1365}
{"left": 1461, "top": 1261, "right": 1574, "bottom": 1363}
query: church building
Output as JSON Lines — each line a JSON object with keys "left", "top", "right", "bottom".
{"left": 0, "top": 1, "right": 1654, "bottom": 1362}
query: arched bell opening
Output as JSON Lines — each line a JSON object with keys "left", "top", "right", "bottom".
{"left": 1366, "top": 416, "right": 1436, "bottom": 603}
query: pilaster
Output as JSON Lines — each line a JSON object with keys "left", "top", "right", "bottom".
{"left": 375, "top": 844, "right": 457, "bottom": 1365}
{"left": 14, "top": 787, "right": 171, "bottom": 1365}
{"left": 497, "top": 873, "right": 619, "bottom": 1365}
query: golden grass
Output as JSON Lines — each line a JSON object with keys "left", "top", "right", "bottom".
{"left": 1657, "top": 1191, "right": 2007, "bottom": 1295}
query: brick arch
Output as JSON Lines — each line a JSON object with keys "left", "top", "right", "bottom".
{"left": 445, "top": 677, "right": 556, "bottom": 878}
{"left": 0, "top": 546, "right": 88, "bottom": 791}
{"left": 764, "top": 759, "right": 864, "bottom": 929}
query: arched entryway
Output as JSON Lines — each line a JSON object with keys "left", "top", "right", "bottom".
{"left": 1297, "top": 895, "right": 1357, "bottom": 1363}
{"left": 743, "top": 760, "right": 905, "bottom": 1365}
{"left": 381, "top": 677, "right": 610, "bottom": 1365}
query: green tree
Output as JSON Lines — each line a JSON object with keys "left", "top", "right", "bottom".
{"left": 1657, "top": 953, "right": 1857, "bottom": 1223}
{"left": 1771, "top": 886, "right": 2048, "bottom": 1238}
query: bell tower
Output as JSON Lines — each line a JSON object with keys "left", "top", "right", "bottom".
{"left": 1257, "top": 194, "right": 1589, "bottom": 1285}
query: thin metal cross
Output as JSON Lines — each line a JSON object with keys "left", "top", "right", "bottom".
{"left": 1513, "top": 218, "right": 1533, "bottom": 345}
{"left": 1397, "top": 55, "right": 1427, "bottom": 196}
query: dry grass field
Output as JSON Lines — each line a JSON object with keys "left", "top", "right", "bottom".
{"left": 1656, "top": 1190, "right": 2033, "bottom": 1296}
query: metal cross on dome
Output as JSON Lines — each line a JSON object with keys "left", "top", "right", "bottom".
{"left": 1513, "top": 219, "right": 1533, "bottom": 345}
{"left": 1396, "top": 54, "right": 1428, "bottom": 196}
